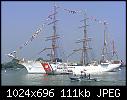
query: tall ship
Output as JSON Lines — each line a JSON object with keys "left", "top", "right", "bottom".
{"left": 7, "top": 4, "right": 122, "bottom": 74}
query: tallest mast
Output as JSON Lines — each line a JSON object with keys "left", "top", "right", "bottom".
{"left": 46, "top": 2, "right": 60, "bottom": 62}
{"left": 52, "top": 2, "right": 57, "bottom": 61}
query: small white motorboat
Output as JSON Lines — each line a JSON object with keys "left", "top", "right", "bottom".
{"left": 69, "top": 74, "right": 97, "bottom": 81}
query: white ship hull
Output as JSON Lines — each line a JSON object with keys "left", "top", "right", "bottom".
{"left": 67, "top": 63, "right": 121, "bottom": 75}
{"left": 16, "top": 57, "right": 121, "bottom": 75}
{"left": 18, "top": 60, "right": 53, "bottom": 74}
{"left": 18, "top": 60, "right": 69, "bottom": 74}
{"left": 84, "top": 63, "right": 121, "bottom": 74}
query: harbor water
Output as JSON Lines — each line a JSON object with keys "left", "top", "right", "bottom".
{"left": 1, "top": 67, "right": 126, "bottom": 86}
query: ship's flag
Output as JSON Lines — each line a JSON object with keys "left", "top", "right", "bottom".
{"left": 30, "top": 28, "right": 42, "bottom": 42}
{"left": 47, "top": 12, "right": 57, "bottom": 20}
{"left": 7, "top": 53, "right": 15, "bottom": 58}
{"left": 24, "top": 40, "right": 29, "bottom": 46}
{"left": 64, "top": 9, "right": 81, "bottom": 14}
{"left": 88, "top": 16, "right": 108, "bottom": 25}
{"left": 48, "top": 15, "right": 53, "bottom": 20}
{"left": 30, "top": 36, "right": 34, "bottom": 41}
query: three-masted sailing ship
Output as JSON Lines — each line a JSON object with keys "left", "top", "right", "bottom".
{"left": 7, "top": 3, "right": 121, "bottom": 74}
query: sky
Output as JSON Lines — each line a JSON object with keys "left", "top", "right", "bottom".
{"left": 1, "top": 1, "right": 126, "bottom": 63}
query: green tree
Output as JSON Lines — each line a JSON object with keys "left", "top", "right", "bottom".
{"left": 2, "top": 59, "right": 24, "bottom": 69}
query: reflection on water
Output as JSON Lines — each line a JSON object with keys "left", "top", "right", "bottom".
{"left": 1, "top": 67, "right": 126, "bottom": 86}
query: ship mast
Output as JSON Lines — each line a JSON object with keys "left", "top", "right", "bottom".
{"left": 102, "top": 21, "right": 108, "bottom": 61}
{"left": 112, "top": 40, "right": 118, "bottom": 59}
{"left": 46, "top": 3, "right": 60, "bottom": 62}
{"left": 52, "top": 3, "right": 57, "bottom": 61}
{"left": 76, "top": 12, "right": 92, "bottom": 65}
